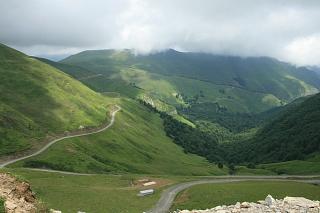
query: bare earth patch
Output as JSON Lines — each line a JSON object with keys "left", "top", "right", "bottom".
{"left": 0, "top": 172, "right": 37, "bottom": 213}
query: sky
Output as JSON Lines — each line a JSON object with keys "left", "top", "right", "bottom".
{"left": 0, "top": 0, "right": 320, "bottom": 65}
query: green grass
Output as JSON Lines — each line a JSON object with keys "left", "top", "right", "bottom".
{"left": 11, "top": 99, "right": 224, "bottom": 176}
{"left": 258, "top": 160, "right": 320, "bottom": 175}
{"left": 171, "top": 181, "right": 320, "bottom": 211}
{"left": 0, "top": 198, "right": 4, "bottom": 213}
{"left": 0, "top": 43, "right": 112, "bottom": 156}
{"left": 234, "top": 166, "right": 276, "bottom": 175}
{"left": 3, "top": 169, "right": 172, "bottom": 213}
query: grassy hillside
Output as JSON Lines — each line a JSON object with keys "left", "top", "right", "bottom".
{"left": 242, "top": 93, "right": 320, "bottom": 163}
{"left": 11, "top": 99, "right": 224, "bottom": 176}
{"left": 0, "top": 44, "right": 110, "bottom": 157}
{"left": 257, "top": 154, "right": 320, "bottom": 175}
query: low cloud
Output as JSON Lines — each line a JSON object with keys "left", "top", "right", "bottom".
{"left": 0, "top": 0, "right": 319, "bottom": 65}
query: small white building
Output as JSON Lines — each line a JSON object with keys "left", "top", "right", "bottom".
{"left": 138, "top": 189, "right": 154, "bottom": 196}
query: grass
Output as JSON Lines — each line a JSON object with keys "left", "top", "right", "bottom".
{"left": 10, "top": 98, "right": 224, "bottom": 176}
{"left": 234, "top": 154, "right": 320, "bottom": 176}
{"left": 234, "top": 166, "right": 276, "bottom": 175}
{"left": 171, "top": 181, "right": 320, "bottom": 211}
{"left": 3, "top": 169, "right": 175, "bottom": 213}
{"left": 0, "top": 198, "right": 4, "bottom": 213}
{"left": 258, "top": 160, "right": 320, "bottom": 175}
{"left": 0, "top": 43, "right": 112, "bottom": 156}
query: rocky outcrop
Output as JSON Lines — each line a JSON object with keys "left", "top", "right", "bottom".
{"left": 174, "top": 195, "right": 320, "bottom": 213}
{"left": 0, "top": 172, "right": 37, "bottom": 213}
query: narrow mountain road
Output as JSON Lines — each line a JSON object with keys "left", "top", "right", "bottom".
{"left": 146, "top": 177, "right": 320, "bottom": 213}
{"left": 0, "top": 105, "right": 121, "bottom": 168}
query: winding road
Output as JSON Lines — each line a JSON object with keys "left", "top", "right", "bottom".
{"left": 0, "top": 105, "right": 121, "bottom": 168}
{"left": 146, "top": 176, "right": 320, "bottom": 213}
{"left": 1, "top": 104, "right": 319, "bottom": 213}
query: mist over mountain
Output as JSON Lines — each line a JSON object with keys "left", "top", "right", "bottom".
{"left": 1, "top": 0, "right": 320, "bottom": 66}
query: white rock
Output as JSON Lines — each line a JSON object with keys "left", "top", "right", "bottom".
{"left": 265, "top": 194, "right": 275, "bottom": 206}
{"left": 240, "top": 202, "right": 250, "bottom": 208}
{"left": 49, "top": 209, "right": 62, "bottom": 213}
{"left": 235, "top": 202, "right": 241, "bottom": 208}
{"left": 284, "top": 196, "right": 319, "bottom": 208}
{"left": 5, "top": 200, "right": 17, "bottom": 210}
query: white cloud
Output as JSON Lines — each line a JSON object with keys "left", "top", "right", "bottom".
{"left": 282, "top": 34, "right": 320, "bottom": 65}
{"left": 0, "top": 0, "right": 320, "bottom": 65}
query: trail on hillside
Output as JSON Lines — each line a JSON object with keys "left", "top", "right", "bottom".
{"left": 0, "top": 105, "right": 121, "bottom": 168}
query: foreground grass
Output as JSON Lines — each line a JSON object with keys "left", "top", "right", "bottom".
{"left": 11, "top": 99, "right": 223, "bottom": 176}
{"left": 0, "top": 198, "right": 4, "bottom": 213}
{"left": 5, "top": 169, "right": 177, "bottom": 213}
{"left": 171, "top": 181, "right": 320, "bottom": 211}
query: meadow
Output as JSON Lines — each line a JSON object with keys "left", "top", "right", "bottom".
{"left": 3, "top": 169, "right": 176, "bottom": 213}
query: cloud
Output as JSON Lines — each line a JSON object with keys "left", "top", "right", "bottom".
{"left": 0, "top": 0, "right": 320, "bottom": 65}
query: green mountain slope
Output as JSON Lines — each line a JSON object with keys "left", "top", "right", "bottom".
{"left": 61, "top": 49, "right": 320, "bottom": 102}
{"left": 58, "top": 49, "right": 320, "bottom": 132}
{"left": 229, "top": 93, "right": 320, "bottom": 164}
{"left": 0, "top": 44, "right": 110, "bottom": 156}
{"left": 11, "top": 99, "right": 224, "bottom": 176}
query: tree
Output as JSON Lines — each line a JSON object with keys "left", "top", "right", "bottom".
{"left": 228, "top": 163, "right": 235, "bottom": 175}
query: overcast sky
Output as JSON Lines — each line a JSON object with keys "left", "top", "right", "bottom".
{"left": 1, "top": 0, "right": 320, "bottom": 65}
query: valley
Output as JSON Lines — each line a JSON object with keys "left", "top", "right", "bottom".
{"left": 0, "top": 43, "right": 319, "bottom": 212}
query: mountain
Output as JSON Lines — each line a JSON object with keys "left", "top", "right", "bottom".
{"left": 58, "top": 49, "right": 320, "bottom": 131}
{"left": 228, "top": 93, "right": 320, "bottom": 164}
{"left": 1, "top": 44, "right": 222, "bottom": 175}
{"left": 61, "top": 49, "right": 320, "bottom": 101}
{"left": 0, "top": 43, "right": 110, "bottom": 157}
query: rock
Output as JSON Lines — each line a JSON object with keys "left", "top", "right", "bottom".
{"left": 284, "top": 196, "right": 319, "bottom": 208}
{"left": 50, "top": 209, "right": 62, "bottom": 213}
{"left": 235, "top": 202, "right": 240, "bottom": 208}
{"left": 0, "top": 173, "right": 37, "bottom": 213}
{"left": 265, "top": 194, "right": 275, "bottom": 206}
{"left": 257, "top": 200, "right": 265, "bottom": 204}
{"left": 5, "top": 200, "right": 17, "bottom": 210}
{"left": 216, "top": 210, "right": 228, "bottom": 213}
{"left": 214, "top": 206, "right": 223, "bottom": 210}
{"left": 240, "top": 202, "right": 250, "bottom": 208}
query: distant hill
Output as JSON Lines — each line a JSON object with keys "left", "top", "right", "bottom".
{"left": 0, "top": 44, "right": 110, "bottom": 156}
{"left": 61, "top": 49, "right": 320, "bottom": 100}
{"left": 59, "top": 49, "right": 320, "bottom": 131}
